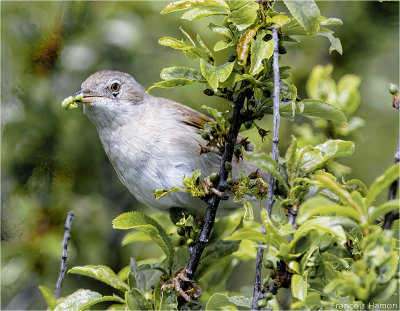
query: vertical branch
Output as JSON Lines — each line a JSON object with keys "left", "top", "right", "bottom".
{"left": 383, "top": 95, "right": 400, "bottom": 230}
{"left": 55, "top": 211, "right": 74, "bottom": 299}
{"left": 185, "top": 86, "right": 247, "bottom": 280}
{"left": 252, "top": 27, "right": 281, "bottom": 310}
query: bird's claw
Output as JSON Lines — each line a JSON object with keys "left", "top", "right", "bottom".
{"left": 204, "top": 176, "right": 225, "bottom": 198}
{"left": 161, "top": 269, "right": 202, "bottom": 302}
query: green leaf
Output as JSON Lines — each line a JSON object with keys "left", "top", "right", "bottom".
{"left": 237, "top": 26, "right": 259, "bottom": 65}
{"left": 366, "top": 163, "right": 400, "bottom": 207}
{"left": 337, "top": 74, "right": 361, "bottom": 116}
{"left": 161, "top": 0, "right": 229, "bottom": 14}
{"left": 125, "top": 289, "right": 152, "bottom": 310}
{"left": 297, "top": 196, "right": 361, "bottom": 224}
{"left": 54, "top": 290, "right": 123, "bottom": 311}
{"left": 214, "top": 39, "right": 236, "bottom": 51}
{"left": 283, "top": 0, "right": 321, "bottom": 35}
{"left": 68, "top": 265, "right": 129, "bottom": 291}
{"left": 288, "top": 99, "right": 346, "bottom": 124}
{"left": 292, "top": 275, "right": 307, "bottom": 301}
{"left": 160, "top": 66, "right": 203, "bottom": 80}
{"left": 158, "top": 37, "right": 196, "bottom": 50}
{"left": 147, "top": 79, "right": 200, "bottom": 93}
{"left": 121, "top": 231, "right": 152, "bottom": 246}
{"left": 39, "top": 286, "right": 57, "bottom": 310}
{"left": 208, "top": 23, "right": 232, "bottom": 37}
{"left": 243, "top": 199, "right": 254, "bottom": 222}
{"left": 261, "top": 209, "right": 288, "bottom": 250}
{"left": 291, "top": 216, "right": 359, "bottom": 247}
{"left": 200, "top": 59, "right": 235, "bottom": 91}
{"left": 228, "top": 0, "right": 259, "bottom": 31}
{"left": 316, "top": 140, "right": 355, "bottom": 159}
{"left": 211, "top": 212, "right": 243, "bottom": 241}
{"left": 181, "top": 7, "right": 226, "bottom": 20}
{"left": 225, "top": 227, "right": 266, "bottom": 243}
{"left": 206, "top": 293, "right": 251, "bottom": 310}
{"left": 320, "top": 17, "right": 343, "bottom": 26}
{"left": 317, "top": 28, "right": 342, "bottom": 55}
{"left": 243, "top": 152, "right": 289, "bottom": 192}
{"left": 369, "top": 200, "right": 400, "bottom": 224}
{"left": 159, "top": 289, "right": 178, "bottom": 310}
{"left": 249, "top": 35, "right": 273, "bottom": 75}
{"left": 113, "top": 212, "right": 174, "bottom": 270}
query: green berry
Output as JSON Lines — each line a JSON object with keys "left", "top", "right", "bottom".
{"left": 187, "top": 238, "right": 194, "bottom": 246}
{"left": 390, "top": 83, "right": 399, "bottom": 95}
{"left": 278, "top": 45, "right": 287, "bottom": 54}
{"left": 264, "top": 260, "right": 274, "bottom": 269}
{"left": 265, "top": 292, "right": 273, "bottom": 300}
{"left": 210, "top": 172, "right": 219, "bottom": 183}
{"left": 227, "top": 178, "right": 234, "bottom": 186}
{"left": 225, "top": 161, "right": 232, "bottom": 171}
{"left": 177, "top": 227, "right": 186, "bottom": 236}
{"left": 234, "top": 145, "right": 242, "bottom": 157}
{"left": 244, "top": 121, "right": 253, "bottom": 129}
{"left": 258, "top": 299, "right": 267, "bottom": 308}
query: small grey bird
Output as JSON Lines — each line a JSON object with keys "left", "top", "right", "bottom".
{"left": 75, "top": 70, "right": 266, "bottom": 215}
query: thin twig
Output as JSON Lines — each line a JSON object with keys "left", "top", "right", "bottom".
{"left": 55, "top": 211, "right": 74, "bottom": 299}
{"left": 185, "top": 85, "right": 247, "bottom": 280}
{"left": 252, "top": 27, "right": 281, "bottom": 310}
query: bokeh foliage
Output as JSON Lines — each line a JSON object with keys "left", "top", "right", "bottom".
{"left": 1, "top": 1, "right": 398, "bottom": 310}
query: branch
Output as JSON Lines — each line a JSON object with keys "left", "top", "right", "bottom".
{"left": 55, "top": 211, "right": 74, "bottom": 299}
{"left": 185, "top": 84, "right": 247, "bottom": 280}
{"left": 383, "top": 138, "right": 400, "bottom": 229}
{"left": 252, "top": 27, "right": 281, "bottom": 310}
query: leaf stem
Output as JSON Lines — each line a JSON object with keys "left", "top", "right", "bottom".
{"left": 55, "top": 211, "right": 74, "bottom": 299}
{"left": 252, "top": 27, "right": 281, "bottom": 310}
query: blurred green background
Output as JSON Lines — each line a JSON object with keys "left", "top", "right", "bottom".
{"left": 1, "top": 1, "right": 398, "bottom": 309}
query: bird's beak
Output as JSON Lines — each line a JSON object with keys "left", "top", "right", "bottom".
{"left": 74, "top": 90, "right": 104, "bottom": 104}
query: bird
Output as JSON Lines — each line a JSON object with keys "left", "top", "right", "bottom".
{"left": 73, "top": 70, "right": 267, "bottom": 216}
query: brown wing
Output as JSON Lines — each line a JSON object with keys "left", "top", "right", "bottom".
{"left": 161, "top": 99, "right": 254, "bottom": 152}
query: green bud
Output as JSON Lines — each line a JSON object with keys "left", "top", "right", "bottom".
{"left": 187, "top": 238, "right": 194, "bottom": 246}
{"left": 225, "top": 161, "right": 232, "bottom": 171}
{"left": 390, "top": 83, "right": 399, "bottom": 95}
{"left": 265, "top": 292, "right": 273, "bottom": 300}
{"left": 234, "top": 145, "right": 243, "bottom": 157}
{"left": 244, "top": 121, "right": 253, "bottom": 129}
{"left": 264, "top": 260, "right": 274, "bottom": 269}
{"left": 227, "top": 178, "right": 234, "bottom": 186}
{"left": 258, "top": 299, "right": 267, "bottom": 308}
{"left": 177, "top": 227, "right": 186, "bottom": 236}
{"left": 210, "top": 172, "right": 219, "bottom": 183}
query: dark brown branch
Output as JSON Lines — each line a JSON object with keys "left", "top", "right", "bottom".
{"left": 383, "top": 138, "right": 400, "bottom": 229}
{"left": 55, "top": 211, "right": 74, "bottom": 299}
{"left": 185, "top": 85, "right": 247, "bottom": 280}
{"left": 252, "top": 27, "right": 281, "bottom": 310}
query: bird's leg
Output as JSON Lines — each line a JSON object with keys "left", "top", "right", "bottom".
{"left": 204, "top": 176, "right": 225, "bottom": 197}
{"left": 161, "top": 268, "right": 202, "bottom": 302}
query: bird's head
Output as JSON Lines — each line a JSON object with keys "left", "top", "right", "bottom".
{"left": 76, "top": 70, "right": 146, "bottom": 128}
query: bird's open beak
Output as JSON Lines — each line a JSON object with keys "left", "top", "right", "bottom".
{"left": 74, "top": 90, "right": 104, "bottom": 104}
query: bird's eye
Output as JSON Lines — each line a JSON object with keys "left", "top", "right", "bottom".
{"left": 110, "top": 82, "right": 121, "bottom": 94}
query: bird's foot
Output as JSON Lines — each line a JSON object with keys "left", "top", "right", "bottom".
{"left": 204, "top": 176, "right": 225, "bottom": 197}
{"left": 161, "top": 269, "right": 202, "bottom": 302}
